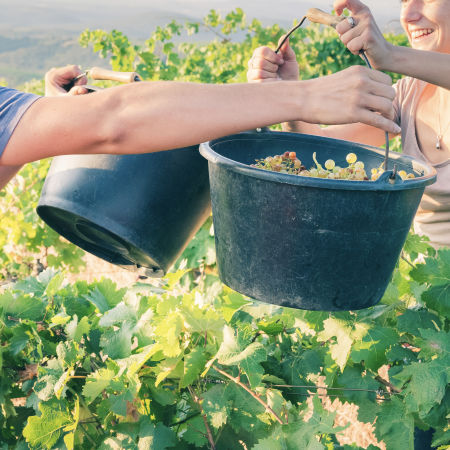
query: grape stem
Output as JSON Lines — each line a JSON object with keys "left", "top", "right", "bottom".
{"left": 212, "top": 365, "right": 285, "bottom": 425}
{"left": 188, "top": 386, "right": 217, "bottom": 450}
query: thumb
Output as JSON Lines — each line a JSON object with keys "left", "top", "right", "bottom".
{"left": 278, "top": 36, "right": 297, "bottom": 62}
{"left": 68, "top": 85, "right": 90, "bottom": 96}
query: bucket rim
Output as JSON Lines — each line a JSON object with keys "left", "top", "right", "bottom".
{"left": 199, "top": 131, "right": 437, "bottom": 191}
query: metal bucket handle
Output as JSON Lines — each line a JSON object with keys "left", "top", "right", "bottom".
{"left": 275, "top": 8, "right": 396, "bottom": 183}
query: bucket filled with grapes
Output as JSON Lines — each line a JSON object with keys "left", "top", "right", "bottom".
{"left": 199, "top": 130, "right": 436, "bottom": 310}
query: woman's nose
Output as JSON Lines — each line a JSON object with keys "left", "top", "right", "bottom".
{"left": 401, "top": 0, "right": 423, "bottom": 23}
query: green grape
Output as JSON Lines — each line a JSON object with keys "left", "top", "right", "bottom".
{"left": 252, "top": 151, "right": 416, "bottom": 182}
{"left": 325, "top": 159, "right": 335, "bottom": 170}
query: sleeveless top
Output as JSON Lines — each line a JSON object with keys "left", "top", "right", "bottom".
{"left": 393, "top": 77, "right": 450, "bottom": 248}
{"left": 0, "top": 87, "right": 40, "bottom": 157}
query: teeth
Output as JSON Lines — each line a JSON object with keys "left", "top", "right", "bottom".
{"left": 411, "top": 29, "right": 433, "bottom": 39}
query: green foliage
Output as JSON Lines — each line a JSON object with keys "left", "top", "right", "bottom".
{"left": 79, "top": 10, "right": 408, "bottom": 86}
{"left": 0, "top": 158, "right": 86, "bottom": 282}
{"left": 1, "top": 8, "right": 447, "bottom": 450}
{"left": 0, "top": 232, "right": 448, "bottom": 449}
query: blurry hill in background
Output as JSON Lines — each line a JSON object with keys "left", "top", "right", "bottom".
{"left": 0, "top": 31, "right": 105, "bottom": 87}
{"left": 0, "top": 0, "right": 403, "bottom": 88}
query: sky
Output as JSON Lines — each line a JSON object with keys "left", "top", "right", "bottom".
{"left": 0, "top": 0, "right": 403, "bottom": 37}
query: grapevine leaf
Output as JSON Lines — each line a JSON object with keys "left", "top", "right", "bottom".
{"left": 138, "top": 417, "right": 177, "bottom": 449}
{"left": 153, "top": 312, "right": 183, "bottom": 358}
{"left": 432, "top": 428, "right": 450, "bottom": 447}
{"left": 155, "top": 357, "right": 183, "bottom": 386}
{"left": 181, "top": 415, "right": 208, "bottom": 447}
{"left": 350, "top": 326, "right": 398, "bottom": 371}
{"left": 84, "top": 279, "right": 125, "bottom": 313}
{"left": 317, "top": 318, "right": 354, "bottom": 371}
{"left": 337, "top": 366, "right": 379, "bottom": 402}
{"left": 9, "top": 326, "right": 30, "bottom": 355}
{"left": 99, "top": 302, "right": 136, "bottom": 328}
{"left": 0, "top": 291, "right": 45, "bottom": 321}
{"left": 282, "top": 349, "right": 325, "bottom": 385}
{"left": 216, "top": 326, "right": 267, "bottom": 388}
{"left": 392, "top": 359, "right": 448, "bottom": 416}
{"left": 386, "top": 344, "right": 417, "bottom": 364}
{"left": 56, "top": 341, "right": 81, "bottom": 368}
{"left": 417, "top": 328, "right": 449, "bottom": 358}
{"left": 116, "top": 344, "right": 163, "bottom": 377}
{"left": 421, "top": 284, "right": 450, "bottom": 317}
{"left": 44, "top": 272, "right": 65, "bottom": 297}
{"left": 100, "top": 322, "right": 134, "bottom": 359}
{"left": 34, "top": 359, "right": 64, "bottom": 401}
{"left": 148, "top": 380, "right": 177, "bottom": 406}
{"left": 65, "top": 315, "right": 91, "bottom": 342}
{"left": 410, "top": 248, "right": 450, "bottom": 286}
{"left": 180, "top": 347, "right": 207, "bottom": 388}
{"left": 109, "top": 391, "right": 134, "bottom": 417}
{"left": 373, "top": 396, "right": 414, "bottom": 450}
{"left": 397, "top": 309, "right": 441, "bottom": 336}
{"left": 201, "top": 384, "right": 231, "bottom": 429}
{"left": 23, "top": 399, "right": 73, "bottom": 449}
{"left": 13, "top": 277, "right": 46, "bottom": 296}
{"left": 183, "top": 306, "right": 225, "bottom": 341}
{"left": 403, "top": 232, "right": 434, "bottom": 261}
{"left": 82, "top": 368, "right": 116, "bottom": 403}
{"left": 252, "top": 436, "right": 286, "bottom": 450}
{"left": 221, "top": 292, "right": 251, "bottom": 323}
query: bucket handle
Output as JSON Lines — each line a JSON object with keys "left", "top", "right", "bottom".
{"left": 66, "top": 67, "right": 141, "bottom": 92}
{"left": 276, "top": 8, "right": 393, "bottom": 179}
{"left": 373, "top": 167, "right": 404, "bottom": 185}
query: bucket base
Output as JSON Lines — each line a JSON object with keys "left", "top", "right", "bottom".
{"left": 38, "top": 205, "right": 163, "bottom": 276}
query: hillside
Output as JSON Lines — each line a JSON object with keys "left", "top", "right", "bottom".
{"left": 0, "top": 31, "right": 105, "bottom": 87}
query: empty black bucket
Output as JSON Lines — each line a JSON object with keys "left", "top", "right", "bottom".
{"left": 199, "top": 131, "right": 436, "bottom": 310}
{"left": 37, "top": 147, "right": 210, "bottom": 277}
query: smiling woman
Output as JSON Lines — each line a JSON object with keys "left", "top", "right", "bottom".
{"left": 247, "top": 0, "right": 450, "bottom": 248}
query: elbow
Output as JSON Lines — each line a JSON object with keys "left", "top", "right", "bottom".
{"left": 90, "top": 90, "right": 130, "bottom": 154}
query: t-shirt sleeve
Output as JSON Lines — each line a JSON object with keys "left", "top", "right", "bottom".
{"left": 0, "top": 87, "right": 40, "bottom": 157}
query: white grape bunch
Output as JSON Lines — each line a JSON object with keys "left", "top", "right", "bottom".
{"left": 252, "top": 151, "right": 416, "bottom": 181}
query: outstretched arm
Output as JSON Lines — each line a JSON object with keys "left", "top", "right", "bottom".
{"left": 1, "top": 67, "right": 399, "bottom": 167}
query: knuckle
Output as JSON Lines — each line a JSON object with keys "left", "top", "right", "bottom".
{"left": 261, "top": 46, "right": 275, "bottom": 59}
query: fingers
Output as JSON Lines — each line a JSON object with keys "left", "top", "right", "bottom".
{"left": 357, "top": 109, "right": 400, "bottom": 135}
{"left": 335, "top": 17, "right": 355, "bottom": 35}
{"left": 247, "top": 46, "right": 284, "bottom": 82}
{"left": 355, "top": 67, "right": 395, "bottom": 102}
{"left": 333, "top": 0, "right": 368, "bottom": 16}
{"left": 366, "top": 69, "right": 392, "bottom": 86}
{"left": 360, "top": 92, "right": 395, "bottom": 120}
{"left": 68, "top": 86, "right": 89, "bottom": 96}
{"left": 277, "top": 36, "right": 297, "bottom": 62}
{"left": 250, "top": 46, "right": 284, "bottom": 66}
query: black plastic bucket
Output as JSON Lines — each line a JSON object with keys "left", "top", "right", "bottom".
{"left": 199, "top": 131, "right": 436, "bottom": 310}
{"left": 37, "top": 147, "right": 210, "bottom": 277}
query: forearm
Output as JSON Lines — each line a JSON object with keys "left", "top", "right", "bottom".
{"left": 0, "top": 165, "right": 22, "bottom": 190}
{"left": 102, "top": 81, "right": 309, "bottom": 155}
{"left": 383, "top": 46, "right": 450, "bottom": 89}
{"left": 2, "top": 69, "right": 399, "bottom": 166}
{"left": 282, "top": 121, "right": 387, "bottom": 147}
{"left": 282, "top": 120, "right": 326, "bottom": 136}
{"left": 1, "top": 81, "right": 307, "bottom": 165}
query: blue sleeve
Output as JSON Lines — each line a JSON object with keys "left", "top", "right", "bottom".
{"left": 0, "top": 87, "right": 40, "bottom": 157}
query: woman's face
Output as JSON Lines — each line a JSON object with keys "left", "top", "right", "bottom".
{"left": 400, "top": 0, "right": 450, "bottom": 53}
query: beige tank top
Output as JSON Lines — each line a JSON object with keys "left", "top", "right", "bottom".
{"left": 394, "top": 77, "right": 450, "bottom": 248}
